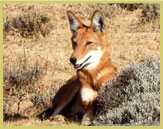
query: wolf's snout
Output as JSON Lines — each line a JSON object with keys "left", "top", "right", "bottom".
{"left": 70, "top": 57, "right": 77, "bottom": 65}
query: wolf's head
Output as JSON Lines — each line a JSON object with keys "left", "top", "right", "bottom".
{"left": 67, "top": 10, "right": 110, "bottom": 70}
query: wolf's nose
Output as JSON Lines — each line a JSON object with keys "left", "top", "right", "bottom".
{"left": 70, "top": 57, "right": 77, "bottom": 65}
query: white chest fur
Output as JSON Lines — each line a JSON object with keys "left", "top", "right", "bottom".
{"left": 80, "top": 88, "right": 98, "bottom": 102}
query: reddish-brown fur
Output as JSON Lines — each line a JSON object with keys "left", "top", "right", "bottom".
{"left": 50, "top": 10, "right": 117, "bottom": 124}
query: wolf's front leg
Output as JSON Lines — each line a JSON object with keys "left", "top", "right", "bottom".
{"left": 80, "top": 88, "right": 98, "bottom": 126}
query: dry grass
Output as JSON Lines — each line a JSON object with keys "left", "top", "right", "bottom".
{"left": 3, "top": 116, "right": 80, "bottom": 126}
{"left": 3, "top": 3, "right": 160, "bottom": 126}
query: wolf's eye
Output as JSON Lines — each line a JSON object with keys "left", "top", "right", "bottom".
{"left": 86, "top": 41, "right": 93, "bottom": 46}
{"left": 72, "top": 41, "right": 77, "bottom": 47}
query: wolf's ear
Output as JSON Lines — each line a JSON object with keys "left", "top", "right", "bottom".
{"left": 67, "top": 11, "right": 83, "bottom": 33}
{"left": 91, "top": 10, "right": 105, "bottom": 32}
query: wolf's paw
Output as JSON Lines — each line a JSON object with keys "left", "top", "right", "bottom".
{"left": 49, "top": 115, "right": 65, "bottom": 122}
{"left": 80, "top": 113, "right": 93, "bottom": 126}
{"left": 81, "top": 120, "right": 92, "bottom": 126}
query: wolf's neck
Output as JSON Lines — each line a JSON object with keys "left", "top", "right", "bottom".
{"left": 77, "top": 52, "right": 116, "bottom": 91}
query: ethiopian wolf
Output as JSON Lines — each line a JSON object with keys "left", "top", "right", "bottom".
{"left": 40, "top": 10, "right": 117, "bottom": 125}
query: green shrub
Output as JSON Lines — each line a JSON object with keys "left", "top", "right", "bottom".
{"left": 115, "top": 4, "right": 160, "bottom": 23}
{"left": 94, "top": 58, "right": 160, "bottom": 125}
{"left": 117, "top": 4, "right": 143, "bottom": 11}
{"left": 139, "top": 4, "right": 160, "bottom": 23}
{"left": 4, "top": 12, "right": 53, "bottom": 38}
{"left": 3, "top": 52, "right": 45, "bottom": 92}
